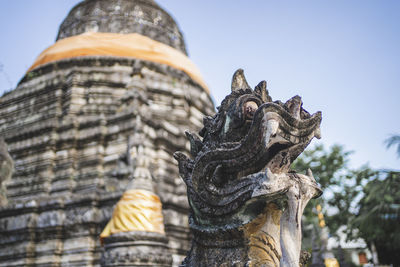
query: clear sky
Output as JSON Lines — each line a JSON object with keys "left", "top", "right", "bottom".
{"left": 0, "top": 0, "right": 399, "bottom": 171}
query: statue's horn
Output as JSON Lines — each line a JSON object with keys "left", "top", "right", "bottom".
{"left": 254, "top": 80, "right": 272, "bottom": 102}
{"left": 231, "top": 69, "right": 251, "bottom": 92}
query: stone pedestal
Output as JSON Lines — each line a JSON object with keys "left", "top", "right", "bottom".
{"left": 101, "top": 232, "right": 172, "bottom": 267}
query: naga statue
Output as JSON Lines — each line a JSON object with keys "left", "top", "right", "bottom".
{"left": 174, "top": 69, "right": 322, "bottom": 267}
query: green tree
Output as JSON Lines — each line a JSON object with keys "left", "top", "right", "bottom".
{"left": 293, "top": 143, "right": 400, "bottom": 266}
{"left": 352, "top": 171, "right": 400, "bottom": 266}
{"left": 292, "top": 144, "right": 373, "bottom": 237}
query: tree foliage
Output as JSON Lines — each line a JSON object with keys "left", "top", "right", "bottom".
{"left": 292, "top": 143, "right": 400, "bottom": 265}
{"left": 352, "top": 171, "right": 400, "bottom": 265}
{"left": 291, "top": 144, "right": 369, "bottom": 236}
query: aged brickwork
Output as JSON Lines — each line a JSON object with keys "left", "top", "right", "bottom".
{"left": 0, "top": 1, "right": 213, "bottom": 266}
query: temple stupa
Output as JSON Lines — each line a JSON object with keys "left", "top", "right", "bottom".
{"left": 0, "top": 1, "right": 214, "bottom": 266}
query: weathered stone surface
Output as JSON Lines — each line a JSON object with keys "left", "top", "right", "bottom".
{"left": 175, "top": 69, "right": 323, "bottom": 266}
{"left": 57, "top": 0, "right": 187, "bottom": 55}
{"left": 101, "top": 232, "right": 172, "bottom": 267}
{"left": 0, "top": 0, "right": 213, "bottom": 262}
{"left": 0, "top": 56, "right": 213, "bottom": 266}
{"left": 0, "top": 138, "right": 13, "bottom": 206}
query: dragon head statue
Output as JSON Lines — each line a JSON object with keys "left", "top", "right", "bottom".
{"left": 175, "top": 69, "right": 322, "bottom": 267}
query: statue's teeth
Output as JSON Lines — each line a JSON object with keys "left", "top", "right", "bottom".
{"left": 266, "top": 167, "right": 274, "bottom": 178}
{"left": 264, "top": 119, "right": 279, "bottom": 145}
{"left": 315, "top": 127, "right": 321, "bottom": 139}
{"left": 267, "top": 119, "right": 279, "bottom": 136}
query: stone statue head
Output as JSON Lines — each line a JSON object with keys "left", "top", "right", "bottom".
{"left": 175, "top": 69, "right": 322, "bottom": 266}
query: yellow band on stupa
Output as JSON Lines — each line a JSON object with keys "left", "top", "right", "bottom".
{"left": 100, "top": 189, "right": 165, "bottom": 241}
{"left": 28, "top": 32, "right": 209, "bottom": 92}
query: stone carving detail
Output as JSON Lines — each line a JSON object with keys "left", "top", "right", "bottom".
{"left": 175, "top": 69, "right": 323, "bottom": 266}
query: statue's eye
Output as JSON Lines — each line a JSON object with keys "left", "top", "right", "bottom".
{"left": 243, "top": 101, "right": 258, "bottom": 119}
